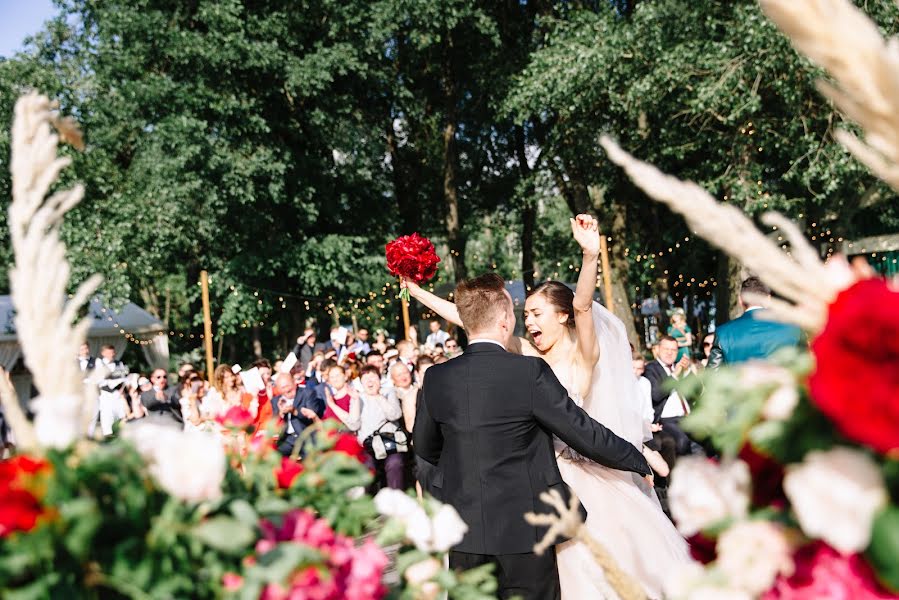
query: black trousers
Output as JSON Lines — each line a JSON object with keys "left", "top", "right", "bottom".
{"left": 659, "top": 417, "right": 704, "bottom": 456}
{"left": 450, "top": 550, "right": 560, "bottom": 600}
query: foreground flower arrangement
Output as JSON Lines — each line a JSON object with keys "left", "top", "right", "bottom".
{"left": 0, "top": 419, "right": 496, "bottom": 599}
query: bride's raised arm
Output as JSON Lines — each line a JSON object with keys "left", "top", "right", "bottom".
{"left": 571, "top": 214, "right": 602, "bottom": 369}
{"left": 401, "top": 277, "right": 538, "bottom": 356}
{"left": 401, "top": 278, "right": 463, "bottom": 328}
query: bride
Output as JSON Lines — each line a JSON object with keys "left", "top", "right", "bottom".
{"left": 402, "top": 214, "right": 692, "bottom": 599}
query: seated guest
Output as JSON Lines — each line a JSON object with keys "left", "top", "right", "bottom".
{"left": 644, "top": 336, "right": 703, "bottom": 457}
{"left": 708, "top": 276, "right": 804, "bottom": 368}
{"left": 273, "top": 372, "right": 324, "bottom": 457}
{"left": 323, "top": 364, "right": 361, "bottom": 432}
{"left": 357, "top": 365, "right": 405, "bottom": 490}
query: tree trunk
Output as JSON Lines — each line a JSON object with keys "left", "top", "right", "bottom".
{"left": 588, "top": 186, "right": 640, "bottom": 348}
{"left": 514, "top": 125, "right": 536, "bottom": 291}
{"left": 715, "top": 252, "right": 744, "bottom": 324}
{"left": 440, "top": 30, "right": 466, "bottom": 282}
{"left": 607, "top": 201, "right": 641, "bottom": 349}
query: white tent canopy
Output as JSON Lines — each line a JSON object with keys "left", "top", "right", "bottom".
{"left": 0, "top": 296, "right": 169, "bottom": 405}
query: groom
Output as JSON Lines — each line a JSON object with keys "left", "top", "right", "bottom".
{"left": 413, "top": 273, "right": 651, "bottom": 599}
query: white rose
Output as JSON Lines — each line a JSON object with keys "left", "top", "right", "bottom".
{"left": 404, "top": 504, "right": 435, "bottom": 551}
{"left": 762, "top": 385, "right": 799, "bottom": 421}
{"left": 405, "top": 557, "right": 441, "bottom": 599}
{"left": 664, "top": 562, "right": 752, "bottom": 600}
{"left": 669, "top": 457, "right": 751, "bottom": 537}
{"left": 31, "top": 394, "right": 82, "bottom": 449}
{"left": 127, "top": 425, "right": 225, "bottom": 503}
{"left": 716, "top": 521, "right": 793, "bottom": 595}
{"left": 404, "top": 557, "right": 441, "bottom": 585}
{"left": 430, "top": 503, "right": 468, "bottom": 552}
{"left": 738, "top": 363, "right": 798, "bottom": 421}
{"left": 374, "top": 488, "right": 421, "bottom": 518}
{"left": 784, "top": 447, "right": 887, "bottom": 553}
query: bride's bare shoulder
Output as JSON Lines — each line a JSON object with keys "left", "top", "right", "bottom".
{"left": 509, "top": 336, "right": 540, "bottom": 357}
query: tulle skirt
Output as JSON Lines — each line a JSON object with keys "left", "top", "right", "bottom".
{"left": 556, "top": 456, "right": 693, "bottom": 599}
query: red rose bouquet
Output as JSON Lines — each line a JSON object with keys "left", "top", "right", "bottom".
{"left": 385, "top": 233, "right": 440, "bottom": 300}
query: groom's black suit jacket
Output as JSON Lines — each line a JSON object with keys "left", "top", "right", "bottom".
{"left": 414, "top": 342, "right": 650, "bottom": 555}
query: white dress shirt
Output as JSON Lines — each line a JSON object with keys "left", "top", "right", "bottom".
{"left": 657, "top": 359, "right": 689, "bottom": 418}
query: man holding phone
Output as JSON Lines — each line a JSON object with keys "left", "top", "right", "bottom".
{"left": 272, "top": 372, "right": 324, "bottom": 457}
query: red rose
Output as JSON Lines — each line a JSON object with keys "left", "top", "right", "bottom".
{"left": 809, "top": 279, "right": 899, "bottom": 455}
{"left": 385, "top": 233, "right": 441, "bottom": 287}
{"left": 275, "top": 456, "right": 304, "bottom": 489}
{"left": 0, "top": 455, "right": 50, "bottom": 537}
{"left": 686, "top": 533, "right": 717, "bottom": 564}
{"left": 738, "top": 442, "right": 786, "bottom": 508}
{"left": 332, "top": 433, "right": 366, "bottom": 463}
{"left": 763, "top": 541, "right": 896, "bottom": 599}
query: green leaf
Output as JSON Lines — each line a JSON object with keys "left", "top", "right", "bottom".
{"left": 192, "top": 516, "right": 256, "bottom": 555}
{"left": 229, "top": 499, "right": 259, "bottom": 528}
{"left": 253, "top": 543, "right": 323, "bottom": 583}
{"left": 867, "top": 506, "right": 899, "bottom": 592}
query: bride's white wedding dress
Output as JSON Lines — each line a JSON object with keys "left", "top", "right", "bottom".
{"left": 551, "top": 303, "right": 692, "bottom": 599}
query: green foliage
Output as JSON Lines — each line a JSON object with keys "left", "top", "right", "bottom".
{"left": 867, "top": 506, "right": 899, "bottom": 592}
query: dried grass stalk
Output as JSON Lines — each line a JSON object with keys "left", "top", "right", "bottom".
{"left": 525, "top": 489, "right": 647, "bottom": 600}
{"left": 8, "top": 92, "right": 101, "bottom": 449}
{"left": 760, "top": 0, "right": 899, "bottom": 192}
{"left": 599, "top": 136, "right": 850, "bottom": 332}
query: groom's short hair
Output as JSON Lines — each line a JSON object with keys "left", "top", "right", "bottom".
{"left": 455, "top": 273, "right": 508, "bottom": 333}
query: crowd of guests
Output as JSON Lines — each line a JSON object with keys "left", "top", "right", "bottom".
{"left": 631, "top": 276, "right": 804, "bottom": 515}
{"left": 58, "top": 320, "right": 463, "bottom": 492}
{"left": 1, "top": 276, "right": 801, "bottom": 510}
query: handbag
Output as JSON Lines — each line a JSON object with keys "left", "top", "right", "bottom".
{"left": 363, "top": 420, "right": 409, "bottom": 460}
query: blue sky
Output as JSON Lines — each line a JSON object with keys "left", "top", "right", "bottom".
{"left": 0, "top": 0, "right": 58, "bottom": 58}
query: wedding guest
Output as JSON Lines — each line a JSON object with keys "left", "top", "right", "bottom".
{"left": 395, "top": 340, "right": 416, "bottom": 374}
{"left": 444, "top": 338, "right": 461, "bottom": 358}
{"left": 357, "top": 365, "right": 405, "bottom": 490}
{"left": 352, "top": 328, "right": 372, "bottom": 355}
{"left": 140, "top": 368, "right": 182, "bottom": 427}
{"left": 390, "top": 361, "right": 419, "bottom": 433}
{"left": 700, "top": 333, "right": 715, "bottom": 367}
{"left": 273, "top": 372, "right": 323, "bottom": 457}
{"left": 644, "top": 336, "right": 702, "bottom": 456}
{"left": 667, "top": 309, "right": 693, "bottom": 361}
{"left": 212, "top": 364, "right": 243, "bottom": 409}
{"left": 416, "top": 356, "right": 435, "bottom": 383}
{"left": 371, "top": 329, "right": 389, "bottom": 354}
{"left": 292, "top": 327, "right": 318, "bottom": 370}
{"left": 425, "top": 319, "right": 450, "bottom": 349}
{"left": 77, "top": 342, "right": 95, "bottom": 373}
{"left": 94, "top": 345, "right": 129, "bottom": 436}
{"left": 708, "top": 276, "right": 804, "bottom": 368}
{"left": 323, "top": 365, "right": 361, "bottom": 432}
{"left": 632, "top": 353, "right": 654, "bottom": 430}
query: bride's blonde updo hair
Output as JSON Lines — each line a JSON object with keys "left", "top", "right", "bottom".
{"left": 528, "top": 281, "right": 576, "bottom": 328}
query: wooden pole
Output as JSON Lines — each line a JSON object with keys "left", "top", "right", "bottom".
{"left": 599, "top": 234, "right": 615, "bottom": 311}
{"left": 200, "top": 270, "right": 215, "bottom": 382}
{"left": 401, "top": 297, "right": 411, "bottom": 342}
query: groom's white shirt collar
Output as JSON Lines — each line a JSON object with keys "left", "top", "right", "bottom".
{"left": 468, "top": 338, "right": 506, "bottom": 350}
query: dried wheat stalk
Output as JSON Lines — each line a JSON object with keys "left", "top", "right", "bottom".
{"left": 525, "top": 489, "right": 647, "bottom": 600}
{"left": 8, "top": 92, "right": 101, "bottom": 449}
{"left": 760, "top": 0, "right": 899, "bottom": 192}
{"left": 599, "top": 136, "right": 854, "bottom": 332}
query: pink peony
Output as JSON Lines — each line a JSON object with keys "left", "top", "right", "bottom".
{"left": 344, "top": 539, "right": 388, "bottom": 600}
{"left": 762, "top": 541, "right": 899, "bottom": 599}
{"left": 222, "top": 572, "right": 244, "bottom": 591}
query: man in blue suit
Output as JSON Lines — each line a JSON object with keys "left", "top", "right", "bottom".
{"left": 707, "top": 277, "right": 803, "bottom": 368}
